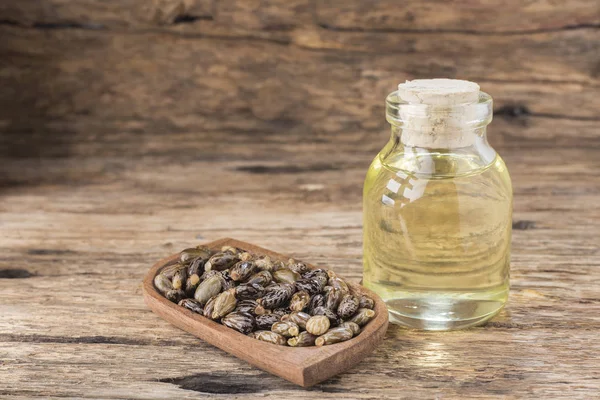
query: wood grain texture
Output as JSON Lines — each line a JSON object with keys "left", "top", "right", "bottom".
{"left": 0, "top": 0, "right": 599, "bottom": 398}
{"left": 142, "top": 238, "right": 388, "bottom": 387}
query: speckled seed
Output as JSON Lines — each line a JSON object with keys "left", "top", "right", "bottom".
{"left": 220, "top": 245, "right": 241, "bottom": 255}
{"left": 180, "top": 246, "right": 211, "bottom": 264}
{"left": 211, "top": 289, "right": 237, "bottom": 320}
{"left": 172, "top": 267, "right": 187, "bottom": 290}
{"left": 255, "top": 313, "right": 281, "bottom": 330}
{"left": 230, "top": 261, "right": 257, "bottom": 282}
{"left": 194, "top": 274, "right": 223, "bottom": 305}
{"left": 239, "top": 252, "right": 253, "bottom": 262}
{"left": 185, "top": 274, "right": 201, "bottom": 297}
{"left": 358, "top": 295, "right": 375, "bottom": 309}
{"left": 288, "top": 331, "right": 317, "bottom": 347}
{"left": 220, "top": 270, "right": 236, "bottom": 290}
{"left": 235, "top": 283, "right": 265, "bottom": 300}
{"left": 160, "top": 263, "right": 185, "bottom": 279}
{"left": 246, "top": 270, "right": 272, "bottom": 286}
{"left": 339, "top": 321, "right": 361, "bottom": 336}
{"left": 235, "top": 299, "right": 258, "bottom": 314}
{"left": 328, "top": 276, "right": 349, "bottom": 294}
{"left": 154, "top": 274, "right": 173, "bottom": 294}
{"left": 273, "top": 268, "right": 301, "bottom": 284}
{"left": 337, "top": 294, "right": 360, "bottom": 319}
{"left": 282, "top": 311, "right": 311, "bottom": 329}
{"left": 205, "top": 253, "right": 237, "bottom": 272}
{"left": 349, "top": 308, "right": 376, "bottom": 327}
{"left": 250, "top": 330, "right": 287, "bottom": 345}
{"left": 295, "top": 278, "right": 323, "bottom": 295}
{"left": 315, "top": 326, "right": 353, "bottom": 346}
{"left": 289, "top": 290, "right": 310, "bottom": 312}
{"left": 271, "top": 321, "right": 299, "bottom": 337}
{"left": 325, "top": 287, "right": 344, "bottom": 310}
{"left": 307, "top": 293, "right": 325, "bottom": 314}
{"left": 258, "top": 283, "right": 295, "bottom": 309}
{"left": 271, "top": 260, "right": 285, "bottom": 272}
{"left": 311, "top": 306, "right": 341, "bottom": 326}
{"left": 203, "top": 296, "right": 217, "bottom": 318}
{"left": 221, "top": 312, "right": 255, "bottom": 334}
{"left": 287, "top": 260, "right": 310, "bottom": 275}
{"left": 178, "top": 298, "right": 203, "bottom": 314}
{"left": 306, "top": 315, "right": 330, "bottom": 336}
{"left": 166, "top": 289, "right": 186, "bottom": 303}
{"left": 254, "top": 256, "right": 273, "bottom": 272}
{"left": 187, "top": 256, "right": 205, "bottom": 277}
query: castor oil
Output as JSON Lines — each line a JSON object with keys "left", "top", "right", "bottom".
{"left": 363, "top": 79, "right": 512, "bottom": 330}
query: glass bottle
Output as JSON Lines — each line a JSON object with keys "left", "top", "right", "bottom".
{"left": 363, "top": 79, "right": 512, "bottom": 330}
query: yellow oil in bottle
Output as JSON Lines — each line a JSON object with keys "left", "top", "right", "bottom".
{"left": 363, "top": 145, "right": 512, "bottom": 330}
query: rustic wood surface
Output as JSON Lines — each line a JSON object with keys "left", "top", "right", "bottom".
{"left": 143, "top": 238, "right": 389, "bottom": 388}
{"left": 0, "top": 0, "right": 599, "bottom": 398}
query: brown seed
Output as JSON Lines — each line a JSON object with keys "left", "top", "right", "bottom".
{"left": 255, "top": 313, "right": 281, "bottom": 330}
{"left": 203, "top": 296, "right": 217, "bottom": 318}
{"left": 160, "top": 263, "right": 186, "bottom": 279}
{"left": 235, "top": 299, "right": 258, "bottom": 314}
{"left": 154, "top": 274, "right": 172, "bottom": 294}
{"left": 339, "top": 321, "right": 361, "bottom": 336}
{"left": 221, "top": 312, "right": 255, "bottom": 334}
{"left": 166, "top": 289, "right": 186, "bottom": 303}
{"left": 235, "top": 283, "right": 265, "bottom": 300}
{"left": 211, "top": 289, "right": 237, "bottom": 320}
{"left": 312, "top": 306, "right": 341, "bottom": 326}
{"left": 220, "top": 245, "right": 241, "bottom": 255}
{"left": 315, "top": 326, "right": 353, "bottom": 346}
{"left": 184, "top": 274, "right": 201, "bottom": 297}
{"left": 283, "top": 311, "right": 311, "bottom": 329}
{"left": 187, "top": 257, "right": 206, "bottom": 277}
{"left": 205, "top": 253, "right": 237, "bottom": 272}
{"left": 172, "top": 267, "right": 187, "bottom": 290}
{"left": 307, "top": 293, "right": 325, "bottom": 314}
{"left": 254, "top": 256, "right": 274, "bottom": 272}
{"left": 250, "top": 330, "right": 287, "bottom": 345}
{"left": 306, "top": 315, "right": 330, "bottom": 336}
{"left": 194, "top": 274, "right": 223, "bottom": 305}
{"left": 179, "top": 247, "right": 211, "bottom": 264}
{"left": 178, "top": 298, "right": 203, "bottom": 314}
{"left": 337, "top": 294, "right": 360, "bottom": 319}
{"left": 246, "top": 270, "right": 272, "bottom": 286}
{"left": 325, "top": 287, "right": 344, "bottom": 310}
{"left": 288, "top": 331, "right": 317, "bottom": 347}
{"left": 287, "top": 260, "right": 310, "bottom": 275}
{"left": 258, "top": 283, "right": 295, "bottom": 309}
{"left": 220, "top": 270, "right": 236, "bottom": 290}
{"left": 328, "top": 276, "right": 349, "bottom": 294}
{"left": 289, "top": 291, "right": 310, "bottom": 312}
{"left": 271, "top": 321, "right": 299, "bottom": 337}
{"left": 358, "top": 295, "right": 375, "bottom": 309}
{"left": 349, "top": 308, "right": 376, "bottom": 327}
{"left": 273, "top": 268, "right": 301, "bottom": 284}
{"left": 230, "top": 261, "right": 257, "bottom": 281}
{"left": 295, "top": 278, "right": 323, "bottom": 295}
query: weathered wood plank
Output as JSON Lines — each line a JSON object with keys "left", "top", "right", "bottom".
{"left": 316, "top": 0, "right": 600, "bottom": 33}
{"left": 0, "top": 0, "right": 213, "bottom": 27}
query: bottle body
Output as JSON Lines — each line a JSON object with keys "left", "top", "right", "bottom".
{"left": 363, "top": 87, "right": 512, "bottom": 330}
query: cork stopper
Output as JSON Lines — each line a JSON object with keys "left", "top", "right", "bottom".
{"left": 397, "top": 79, "right": 480, "bottom": 106}
{"left": 395, "top": 79, "right": 484, "bottom": 148}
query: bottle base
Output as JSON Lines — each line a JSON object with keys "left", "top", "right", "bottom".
{"left": 386, "top": 297, "right": 505, "bottom": 331}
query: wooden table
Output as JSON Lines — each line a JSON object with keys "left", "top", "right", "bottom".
{"left": 1, "top": 1, "right": 599, "bottom": 398}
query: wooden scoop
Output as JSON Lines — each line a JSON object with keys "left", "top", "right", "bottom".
{"left": 142, "top": 238, "right": 389, "bottom": 387}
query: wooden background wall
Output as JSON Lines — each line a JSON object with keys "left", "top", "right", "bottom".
{"left": 0, "top": 0, "right": 599, "bottom": 171}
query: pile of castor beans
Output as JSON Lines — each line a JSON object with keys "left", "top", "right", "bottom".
{"left": 154, "top": 245, "right": 376, "bottom": 346}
